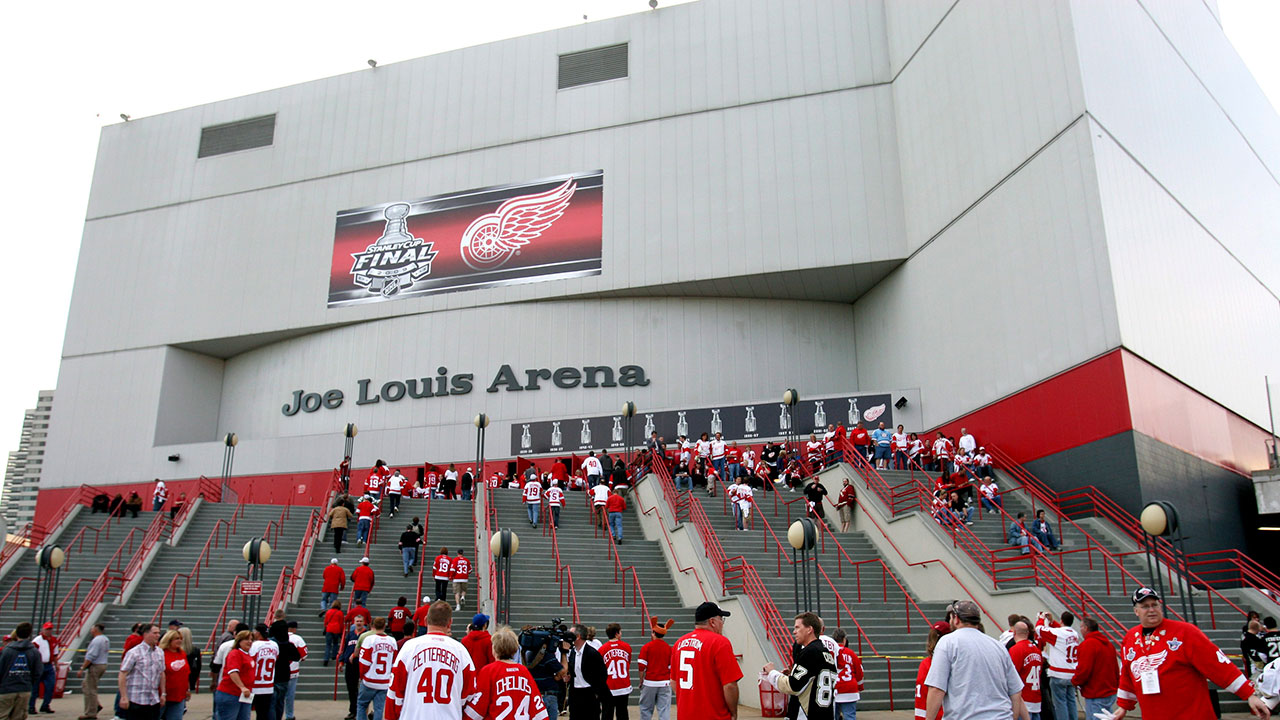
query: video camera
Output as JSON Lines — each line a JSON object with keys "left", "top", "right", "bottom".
{"left": 520, "top": 618, "right": 571, "bottom": 679}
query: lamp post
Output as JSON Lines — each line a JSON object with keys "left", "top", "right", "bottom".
{"left": 31, "top": 545, "right": 65, "bottom": 626}
{"left": 489, "top": 529, "right": 519, "bottom": 625}
{"left": 343, "top": 423, "right": 358, "bottom": 493}
{"left": 622, "top": 402, "right": 637, "bottom": 466}
{"left": 787, "top": 518, "right": 820, "bottom": 616}
{"left": 242, "top": 538, "right": 272, "bottom": 625}
{"left": 1139, "top": 500, "right": 1196, "bottom": 624}
{"left": 782, "top": 389, "right": 800, "bottom": 465}
{"left": 474, "top": 414, "right": 490, "bottom": 486}
{"left": 221, "top": 432, "right": 238, "bottom": 500}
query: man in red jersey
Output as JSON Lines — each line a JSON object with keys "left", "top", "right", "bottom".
{"left": 599, "top": 624, "right": 633, "bottom": 720}
{"left": 321, "top": 557, "right": 347, "bottom": 616}
{"left": 829, "top": 628, "right": 864, "bottom": 720}
{"left": 915, "top": 621, "right": 950, "bottom": 720}
{"left": 352, "top": 556, "right": 376, "bottom": 608}
{"left": 1071, "top": 617, "right": 1118, "bottom": 720}
{"left": 466, "top": 627, "right": 548, "bottom": 720}
{"left": 433, "top": 548, "right": 454, "bottom": 602}
{"left": 460, "top": 614, "right": 495, "bottom": 673}
{"left": 388, "top": 597, "right": 411, "bottom": 641}
{"left": 673, "top": 602, "right": 742, "bottom": 720}
{"left": 1115, "top": 587, "right": 1269, "bottom": 720}
{"left": 413, "top": 596, "right": 433, "bottom": 638}
{"left": 385, "top": 601, "right": 478, "bottom": 720}
{"left": 637, "top": 619, "right": 674, "bottom": 720}
{"left": 452, "top": 550, "right": 472, "bottom": 612}
{"left": 1007, "top": 620, "right": 1043, "bottom": 720}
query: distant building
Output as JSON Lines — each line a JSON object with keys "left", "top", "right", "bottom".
{"left": 3, "top": 390, "right": 53, "bottom": 532}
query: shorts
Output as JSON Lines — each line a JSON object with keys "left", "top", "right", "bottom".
{"left": 873, "top": 446, "right": 891, "bottom": 460}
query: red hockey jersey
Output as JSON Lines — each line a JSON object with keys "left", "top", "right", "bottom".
{"left": 1008, "top": 639, "right": 1043, "bottom": 712}
{"left": 1116, "top": 619, "right": 1255, "bottom": 719}
{"left": 600, "top": 639, "right": 634, "bottom": 695}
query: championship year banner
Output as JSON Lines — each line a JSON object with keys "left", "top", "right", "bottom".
{"left": 510, "top": 393, "right": 894, "bottom": 456}
{"left": 328, "top": 171, "right": 604, "bottom": 307}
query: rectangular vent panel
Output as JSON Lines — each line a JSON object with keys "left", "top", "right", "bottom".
{"left": 198, "top": 115, "right": 276, "bottom": 158}
{"left": 558, "top": 43, "right": 628, "bottom": 89}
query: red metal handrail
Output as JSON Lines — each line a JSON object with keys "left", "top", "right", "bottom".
{"left": 205, "top": 575, "right": 249, "bottom": 651}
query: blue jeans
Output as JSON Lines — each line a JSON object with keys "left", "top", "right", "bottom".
{"left": 1049, "top": 677, "right": 1077, "bottom": 720}
{"left": 154, "top": 498, "right": 165, "bottom": 512}
{"left": 712, "top": 458, "right": 726, "bottom": 478}
{"left": 321, "top": 591, "right": 337, "bottom": 611}
{"left": 325, "top": 632, "right": 341, "bottom": 661}
{"left": 462, "top": 489, "right": 472, "bottom": 501}
{"left": 608, "top": 511, "right": 623, "bottom": 540}
{"left": 542, "top": 691, "right": 559, "bottom": 719}
{"left": 1013, "top": 534, "right": 1044, "bottom": 555}
{"left": 980, "top": 496, "right": 1003, "bottom": 512}
{"left": 675, "top": 475, "right": 692, "bottom": 491}
{"left": 353, "top": 589, "right": 369, "bottom": 607}
{"left": 731, "top": 501, "right": 743, "bottom": 529}
{"left": 31, "top": 663, "right": 54, "bottom": 710}
{"left": 402, "top": 547, "right": 417, "bottom": 574}
{"left": 527, "top": 502, "right": 540, "bottom": 525}
{"left": 1033, "top": 526, "right": 1060, "bottom": 550}
{"left": 835, "top": 700, "right": 857, "bottom": 720}
{"left": 285, "top": 677, "right": 298, "bottom": 719}
{"left": 358, "top": 684, "right": 387, "bottom": 720}
{"left": 357, "top": 518, "right": 371, "bottom": 543}
{"left": 1083, "top": 695, "right": 1115, "bottom": 720}
{"left": 893, "top": 450, "right": 908, "bottom": 469}
{"left": 727, "top": 462, "right": 741, "bottom": 480}
{"left": 163, "top": 700, "right": 186, "bottom": 720}
{"left": 214, "top": 690, "right": 251, "bottom": 720}
{"left": 550, "top": 506, "right": 561, "bottom": 528}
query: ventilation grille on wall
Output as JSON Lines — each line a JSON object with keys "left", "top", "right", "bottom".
{"left": 197, "top": 115, "right": 276, "bottom": 158}
{"left": 558, "top": 43, "right": 628, "bottom": 89}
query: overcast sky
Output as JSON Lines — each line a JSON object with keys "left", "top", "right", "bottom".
{"left": 0, "top": 0, "right": 1276, "bottom": 457}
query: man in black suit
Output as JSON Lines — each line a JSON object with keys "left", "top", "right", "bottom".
{"left": 567, "top": 624, "right": 610, "bottom": 720}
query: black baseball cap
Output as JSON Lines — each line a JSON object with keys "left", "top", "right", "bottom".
{"left": 695, "top": 602, "right": 731, "bottom": 622}
{"left": 1132, "top": 587, "right": 1162, "bottom": 605}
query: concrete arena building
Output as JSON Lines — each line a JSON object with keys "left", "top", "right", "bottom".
{"left": 45, "top": 0, "right": 1279, "bottom": 559}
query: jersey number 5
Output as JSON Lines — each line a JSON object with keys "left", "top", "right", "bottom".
{"left": 677, "top": 650, "right": 695, "bottom": 690}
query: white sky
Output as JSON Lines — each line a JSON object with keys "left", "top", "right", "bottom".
{"left": 0, "top": 0, "right": 1276, "bottom": 455}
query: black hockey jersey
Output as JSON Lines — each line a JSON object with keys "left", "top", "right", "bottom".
{"left": 771, "top": 639, "right": 837, "bottom": 720}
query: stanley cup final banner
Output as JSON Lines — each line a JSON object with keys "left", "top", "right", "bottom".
{"left": 328, "top": 171, "right": 604, "bottom": 307}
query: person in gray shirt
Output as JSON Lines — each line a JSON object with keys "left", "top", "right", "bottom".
{"left": 924, "top": 600, "right": 1029, "bottom": 720}
{"left": 78, "top": 623, "right": 110, "bottom": 719}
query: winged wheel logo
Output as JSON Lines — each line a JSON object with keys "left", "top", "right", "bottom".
{"left": 460, "top": 179, "right": 577, "bottom": 271}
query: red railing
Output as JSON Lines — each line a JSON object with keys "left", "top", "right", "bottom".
{"left": 150, "top": 504, "right": 245, "bottom": 624}
{"left": 548, "top": 510, "right": 581, "bottom": 623}
{"left": 600, "top": 506, "right": 651, "bottom": 635}
{"left": 206, "top": 575, "right": 250, "bottom": 651}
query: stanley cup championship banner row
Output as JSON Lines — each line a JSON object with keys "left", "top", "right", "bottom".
{"left": 510, "top": 393, "right": 895, "bottom": 456}
{"left": 328, "top": 171, "right": 604, "bottom": 307}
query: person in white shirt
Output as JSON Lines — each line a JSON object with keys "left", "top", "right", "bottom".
{"left": 582, "top": 452, "right": 603, "bottom": 487}
{"left": 727, "top": 477, "right": 744, "bottom": 529}
{"left": 387, "top": 470, "right": 406, "bottom": 517}
{"left": 710, "top": 432, "right": 728, "bottom": 482}
{"left": 1035, "top": 612, "right": 1080, "bottom": 720}
{"left": 545, "top": 479, "right": 564, "bottom": 529}
{"left": 591, "top": 482, "right": 610, "bottom": 529}
{"left": 153, "top": 479, "right": 168, "bottom": 512}
{"left": 286, "top": 621, "right": 307, "bottom": 720}
{"left": 891, "top": 425, "right": 909, "bottom": 470}
{"left": 735, "top": 480, "right": 754, "bottom": 530}
{"left": 958, "top": 428, "right": 977, "bottom": 456}
{"left": 806, "top": 435, "right": 823, "bottom": 468}
{"left": 522, "top": 478, "right": 543, "bottom": 527}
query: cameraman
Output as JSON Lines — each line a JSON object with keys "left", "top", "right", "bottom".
{"left": 524, "top": 623, "right": 569, "bottom": 720}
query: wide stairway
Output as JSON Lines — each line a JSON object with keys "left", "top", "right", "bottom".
{"left": 292, "top": 497, "right": 475, "bottom": 701}
{"left": 71, "top": 502, "right": 308, "bottom": 700}
{"left": 492, "top": 487, "right": 692, "bottom": 703}
{"left": 0, "top": 509, "right": 156, "bottom": 636}
{"left": 696, "top": 483, "right": 948, "bottom": 711}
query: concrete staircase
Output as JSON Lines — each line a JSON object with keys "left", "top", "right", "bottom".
{"left": 1, "top": 510, "right": 157, "bottom": 639}
{"left": 65, "top": 502, "right": 308, "bottom": 700}
{"left": 291, "top": 497, "right": 475, "bottom": 701}
{"left": 695, "top": 483, "right": 948, "bottom": 710}
{"left": 491, "top": 488, "right": 693, "bottom": 703}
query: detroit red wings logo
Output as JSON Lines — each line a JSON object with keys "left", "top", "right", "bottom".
{"left": 1129, "top": 650, "right": 1167, "bottom": 678}
{"left": 460, "top": 179, "right": 576, "bottom": 271}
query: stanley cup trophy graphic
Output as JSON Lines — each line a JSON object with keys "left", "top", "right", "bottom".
{"left": 580, "top": 419, "right": 592, "bottom": 446}
{"left": 611, "top": 417, "right": 623, "bottom": 443}
{"left": 520, "top": 424, "right": 532, "bottom": 450}
{"left": 350, "top": 203, "right": 438, "bottom": 297}
{"left": 644, "top": 414, "right": 655, "bottom": 438}
{"left": 814, "top": 401, "right": 826, "bottom": 429}
{"left": 779, "top": 403, "right": 791, "bottom": 431}
{"left": 744, "top": 407, "right": 757, "bottom": 433}
{"left": 677, "top": 412, "right": 689, "bottom": 438}
{"left": 710, "top": 409, "right": 723, "bottom": 435}
{"left": 848, "top": 398, "right": 859, "bottom": 426}
{"left": 551, "top": 422, "right": 562, "bottom": 446}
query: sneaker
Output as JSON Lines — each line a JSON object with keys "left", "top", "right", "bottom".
{"left": 455, "top": 604, "right": 461, "bottom": 611}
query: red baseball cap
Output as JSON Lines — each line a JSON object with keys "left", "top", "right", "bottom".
{"left": 41, "top": 622, "right": 54, "bottom": 630}
{"left": 931, "top": 621, "right": 951, "bottom": 635}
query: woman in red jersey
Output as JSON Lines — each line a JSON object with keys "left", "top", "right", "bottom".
{"left": 915, "top": 622, "right": 950, "bottom": 720}
{"left": 466, "top": 627, "right": 549, "bottom": 720}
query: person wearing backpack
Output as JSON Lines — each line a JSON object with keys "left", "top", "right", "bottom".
{"left": 0, "top": 622, "right": 43, "bottom": 719}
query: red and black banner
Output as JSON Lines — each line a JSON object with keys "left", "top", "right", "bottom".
{"left": 328, "top": 171, "right": 603, "bottom": 307}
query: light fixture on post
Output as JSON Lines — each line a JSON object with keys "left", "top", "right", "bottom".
{"left": 242, "top": 538, "right": 272, "bottom": 625}
{"left": 474, "top": 413, "right": 490, "bottom": 487}
{"left": 343, "top": 423, "right": 358, "bottom": 493}
{"left": 782, "top": 389, "right": 800, "bottom": 464}
{"left": 489, "top": 529, "right": 519, "bottom": 625}
{"left": 622, "top": 401, "right": 637, "bottom": 466}
{"left": 1139, "top": 500, "right": 1196, "bottom": 624}
{"left": 221, "top": 432, "right": 238, "bottom": 501}
{"left": 31, "top": 545, "right": 65, "bottom": 626}
{"left": 787, "top": 518, "right": 819, "bottom": 616}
